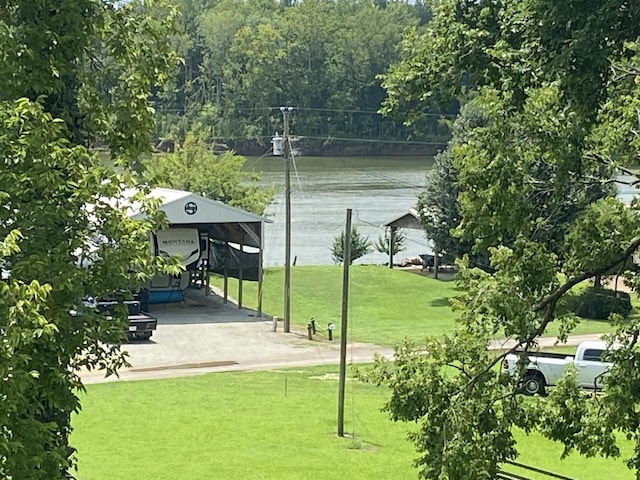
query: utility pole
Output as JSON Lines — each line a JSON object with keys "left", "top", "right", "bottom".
{"left": 281, "top": 107, "right": 293, "bottom": 333}
{"left": 337, "top": 208, "right": 352, "bottom": 437}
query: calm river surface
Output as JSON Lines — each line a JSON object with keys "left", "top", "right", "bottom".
{"left": 248, "top": 158, "right": 639, "bottom": 267}
{"left": 247, "top": 156, "right": 435, "bottom": 267}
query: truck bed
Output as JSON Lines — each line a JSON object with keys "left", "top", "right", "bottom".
{"left": 125, "top": 312, "right": 158, "bottom": 341}
{"left": 514, "top": 350, "right": 574, "bottom": 360}
{"left": 96, "top": 300, "right": 158, "bottom": 341}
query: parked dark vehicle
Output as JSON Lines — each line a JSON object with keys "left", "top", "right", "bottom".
{"left": 91, "top": 295, "right": 157, "bottom": 341}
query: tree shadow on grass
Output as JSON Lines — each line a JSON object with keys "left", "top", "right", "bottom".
{"left": 430, "top": 297, "right": 451, "bottom": 307}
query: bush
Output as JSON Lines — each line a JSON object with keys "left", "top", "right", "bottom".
{"left": 331, "top": 227, "right": 372, "bottom": 264}
{"left": 570, "top": 288, "right": 632, "bottom": 320}
{"left": 374, "top": 229, "right": 406, "bottom": 259}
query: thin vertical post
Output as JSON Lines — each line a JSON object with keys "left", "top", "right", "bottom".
{"left": 258, "top": 222, "right": 264, "bottom": 317}
{"left": 204, "top": 237, "right": 211, "bottom": 295}
{"left": 337, "top": 208, "right": 352, "bottom": 437}
{"left": 238, "top": 236, "right": 244, "bottom": 309}
{"left": 388, "top": 227, "right": 395, "bottom": 268}
{"left": 223, "top": 242, "right": 228, "bottom": 303}
{"left": 434, "top": 243, "right": 439, "bottom": 280}
{"left": 281, "top": 107, "right": 292, "bottom": 333}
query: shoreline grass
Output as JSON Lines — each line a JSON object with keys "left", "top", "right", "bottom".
{"left": 210, "top": 265, "right": 618, "bottom": 346}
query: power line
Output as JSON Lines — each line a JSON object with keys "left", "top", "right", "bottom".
{"left": 155, "top": 104, "right": 456, "bottom": 118}
{"left": 298, "top": 135, "right": 446, "bottom": 145}
{"left": 196, "top": 134, "right": 447, "bottom": 146}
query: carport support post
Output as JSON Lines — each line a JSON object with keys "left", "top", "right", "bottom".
{"left": 238, "top": 238, "right": 244, "bottom": 309}
{"left": 204, "top": 270, "right": 211, "bottom": 295}
{"left": 258, "top": 222, "right": 264, "bottom": 317}
{"left": 204, "top": 234, "right": 211, "bottom": 296}
{"left": 223, "top": 242, "right": 229, "bottom": 303}
{"left": 388, "top": 227, "right": 395, "bottom": 269}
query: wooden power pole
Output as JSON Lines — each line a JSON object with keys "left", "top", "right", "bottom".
{"left": 337, "top": 208, "right": 352, "bottom": 437}
{"left": 281, "top": 107, "right": 293, "bottom": 333}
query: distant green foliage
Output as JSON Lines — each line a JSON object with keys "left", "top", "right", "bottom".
{"left": 143, "top": 132, "right": 275, "bottom": 215}
{"left": 331, "top": 227, "right": 372, "bottom": 264}
{"left": 155, "top": 0, "right": 450, "bottom": 150}
{"left": 374, "top": 229, "right": 406, "bottom": 259}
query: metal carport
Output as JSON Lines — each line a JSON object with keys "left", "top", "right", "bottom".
{"left": 132, "top": 187, "right": 271, "bottom": 314}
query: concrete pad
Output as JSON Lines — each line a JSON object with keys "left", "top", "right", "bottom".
{"left": 81, "top": 287, "right": 393, "bottom": 384}
{"left": 79, "top": 287, "right": 608, "bottom": 384}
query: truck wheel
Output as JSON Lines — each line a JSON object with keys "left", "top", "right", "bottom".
{"left": 522, "top": 372, "right": 546, "bottom": 396}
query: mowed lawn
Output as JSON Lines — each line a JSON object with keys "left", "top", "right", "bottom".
{"left": 210, "top": 265, "right": 618, "bottom": 346}
{"left": 72, "top": 366, "right": 635, "bottom": 480}
{"left": 72, "top": 267, "right": 636, "bottom": 479}
{"left": 72, "top": 366, "right": 416, "bottom": 480}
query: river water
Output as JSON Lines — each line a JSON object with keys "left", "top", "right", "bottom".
{"left": 247, "top": 156, "right": 435, "bottom": 267}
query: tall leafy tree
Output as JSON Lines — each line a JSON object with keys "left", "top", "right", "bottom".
{"left": 0, "top": 1, "right": 178, "bottom": 478}
{"left": 144, "top": 132, "right": 275, "bottom": 215}
{"left": 370, "top": 1, "right": 640, "bottom": 478}
{"left": 158, "top": 0, "right": 435, "bottom": 150}
{"left": 417, "top": 99, "right": 491, "bottom": 268}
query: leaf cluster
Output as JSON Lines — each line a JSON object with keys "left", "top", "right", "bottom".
{"left": 0, "top": 1, "right": 179, "bottom": 478}
{"left": 143, "top": 131, "right": 275, "bottom": 215}
{"left": 375, "top": 0, "right": 640, "bottom": 477}
{"left": 331, "top": 227, "right": 372, "bottom": 265}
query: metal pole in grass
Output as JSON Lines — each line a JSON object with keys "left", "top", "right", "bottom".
{"left": 337, "top": 208, "right": 352, "bottom": 437}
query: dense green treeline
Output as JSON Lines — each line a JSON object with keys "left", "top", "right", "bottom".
{"left": 154, "top": 0, "right": 452, "bottom": 154}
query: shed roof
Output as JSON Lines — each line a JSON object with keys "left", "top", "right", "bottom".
{"left": 132, "top": 188, "right": 271, "bottom": 248}
{"left": 382, "top": 208, "right": 422, "bottom": 230}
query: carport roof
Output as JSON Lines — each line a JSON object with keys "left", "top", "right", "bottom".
{"left": 132, "top": 188, "right": 271, "bottom": 248}
{"left": 382, "top": 208, "right": 422, "bottom": 230}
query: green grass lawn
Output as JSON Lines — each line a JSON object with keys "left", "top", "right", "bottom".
{"left": 70, "top": 267, "right": 636, "bottom": 479}
{"left": 211, "top": 265, "right": 618, "bottom": 346}
{"left": 508, "top": 429, "right": 633, "bottom": 480}
{"left": 72, "top": 366, "right": 634, "bottom": 480}
{"left": 72, "top": 366, "right": 416, "bottom": 480}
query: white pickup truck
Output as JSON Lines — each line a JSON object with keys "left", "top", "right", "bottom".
{"left": 502, "top": 341, "right": 612, "bottom": 395}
